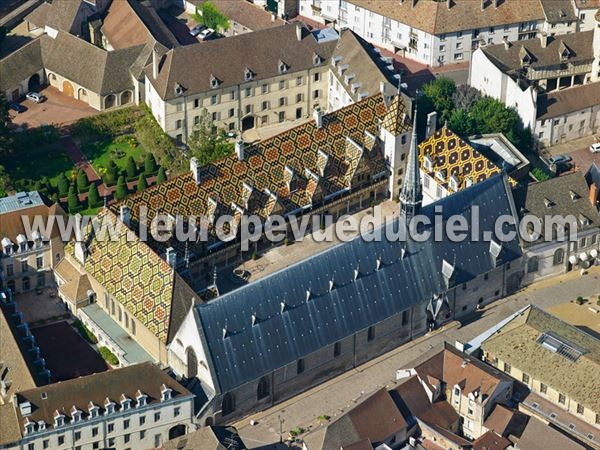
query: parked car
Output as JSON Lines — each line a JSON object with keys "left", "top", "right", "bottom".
{"left": 548, "top": 154, "right": 572, "bottom": 165}
{"left": 25, "top": 92, "right": 45, "bottom": 103}
{"left": 590, "top": 143, "right": 600, "bottom": 153}
{"left": 198, "top": 28, "right": 215, "bottom": 41}
{"left": 8, "top": 103, "right": 27, "bottom": 113}
{"left": 189, "top": 24, "right": 206, "bottom": 37}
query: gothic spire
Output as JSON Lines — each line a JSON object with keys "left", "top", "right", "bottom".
{"left": 400, "top": 108, "right": 422, "bottom": 221}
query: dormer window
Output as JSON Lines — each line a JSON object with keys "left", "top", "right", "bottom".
{"left": 244, "top": 67, "right": 254, "bottom": 81}
{"left": 104, "top": 398, "right": 115, "bottom": 415}
{"left": 278, "top": 60, "right": 289, "bottom": 73}
{"left": 449, "top": 175, "right": 459, "bottom": 191}
{"left": 71, "top": 406, "right": 82, "bottom": 423}
{"left": 160, "top": 384, "right": 172, "bottom": 402}
{"left": 135, "top": 390, "right": 147, "bottom": 407}
{"left": 120, "top": 395, "right": 131, "bottom": 411}
{"left": 569, "top": 190, "right": 580, "bottom": 201}
{"left": 174, "top": 82, "right": 184, "bottom": 97}
{"left": 210, "top": 75, "right": 220, "bottom": 89}
{"left": 88, "top": 403, "right": 99, "bottom": 419}
{"left": 313, "top": 53, "right": 324, "bottom": 66}
{"left": 16, "top": 234, "right": 28, "bottom": 252}
{"left": 54, "top": 411, "right": 65, "bottom": 427}
{"left": 1, "top": 237, "right": 13, "bottom": 255}
{"left": 37, "top": 421, "right": 46, "bottom": 431}
{"left": 543, "top": 198, "right": 554, "bottom": 208}
{"left": 23, "top": 418, "right": 35, "bottom": 435}
{"left": 435, "top": 170, "right": 446, "bottom": 182}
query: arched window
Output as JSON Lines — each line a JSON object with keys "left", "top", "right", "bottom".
{"left": 186, "top": 347, "right": 198, "bottom": 379}
{"left": 222, "top": 393, "right": 235, "bottom": 416}
{"left": 121, "top": 90, "right": 132, "bottom": 105}
{"left": 257, "top": 376, "right": 269, "bottom": 400}
{"left": 553, "top": 248, "right": 564, "bottom": 266}
{"left": 527, "top": 256, "right": 539, "bottom": 273}
{"left": 104, "top": 94, "right": 116, "bottom": 109}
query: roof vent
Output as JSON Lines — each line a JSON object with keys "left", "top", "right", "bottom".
{"left": 306, "top": 289, "right": 312, "bottom": 301}
{"left": 329, "top": 279, "right": 335, "bottom": 292}
{"left": 222, "top": 326, "right": 229, "bottom": 339}
{"left": 543, "top": 198, "right": 554, "bottom": 208}
{"left": 251, "top": 313, "right": 258, "bottom": 326}
{"left": 353, "top": 268, "right": 360, "bottom": 281}
{"left": 244, "top": 67, "right": 254, "bottom": 81}
{"left": 376, "top": 257, "right": 382, "bottom": 271}
{"left": 569, "top": 190, "right": 580, "bottom": 201}
{"left": 280, "top": 301, "right": 288, "bottom": 313}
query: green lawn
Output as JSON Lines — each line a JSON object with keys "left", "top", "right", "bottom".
{"left": 82, "top": 136, "right": 146, "bottom": 175}
{"left": 1, "top": 143, "right": 74, "bottom": 188}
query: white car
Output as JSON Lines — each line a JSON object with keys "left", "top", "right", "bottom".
{"left": 590, "top": 143, "right": 600, "bottom": 153}
{"left": 26, "top": 92, "right": 45, "bottom": 103}
{"left": 198, "top": 28, "right": 215, "bottom": 41}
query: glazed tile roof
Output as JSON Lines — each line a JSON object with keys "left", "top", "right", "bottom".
{"left": 113, "top": 94, "right": 391, "bottom": 255}
{"left": 418, "top": 127, "right": 517, "bottom": 193}
{"left": 382, "top": 94, "right": 412, "bottom": 136}
{"left": 74, "top": 209, "right": 198, "bottom": 344}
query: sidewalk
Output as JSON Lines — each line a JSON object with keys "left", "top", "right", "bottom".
{"left": 235, "top": 266, "right": 600, "bottom": 448}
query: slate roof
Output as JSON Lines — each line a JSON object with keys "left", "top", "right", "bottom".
{"left": 481, "top": 31, "right": 593, "bottom": 73}
{"left": 418, "top": 127, "right": 517, "bottom": 194}
{"left": 346, "top": 0, "right": 544, "bottom": 35}
{"left": 13, "top": 362, "right": 191, "bottom": 433}
{"left": 481, "top": 305, "right": 600, "bottom": 414}
{"left": 0, "top": 39, "right": 43, "bottom": 93}
{"left": 539, "top": 0, "right": 577, "bottom": 23}
{"left": 512, "top": 171, "right": 600, "bottom": 246}
{"left": 194, "top": 174, "right": 522, "bottom": 392}
{"left": 147, "top": 23, "right": 338, "bottom": 100}
{"left": 536, "top": 82, "right": 600, "bottom": 120}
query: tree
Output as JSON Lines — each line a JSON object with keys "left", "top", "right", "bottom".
{"left": 200, "top": 2, "right": 230, "bottom": 31}
{"left": 157, "top": 166, "right": 167, "bottom": 184}
{"left": 57, "top": 172, "right": 70, "bottom": 196}
{"left": 137, "top": 174, "right": 148, "bottom": 192}
{"left": 87, "top": 183, "right": 100, "bottom": 208}
{"left": 421, "top": 77, "right": 456, "bottom": 123}
{"left": 0, "top": 92, "right": 13, "bottom": 157}
{"left": 114, "top": 176, "right": 128, "bottom": 201}
{"left": 0, "top": 165, "right": 10, "bottom": 197}
{"left": 188, "top": 109, "right": 234, "bottom": 166}
{"left": 76, "top": 169, "right": 89, "bottom": 192}
{"left": 448, "top": 108, "right": 475, "bottom": 138}
{"left": 67, "top": 184, "right": 80, "bottom": 213}
{"left": 125, "top": 156, "right": 137, "bottom": 179}
{"left": 452, "top": 85, "right": 481, "bottom": 110}
{"left": 105, "top": 159, "right": 119, "bottom": 186}
{"left": 144, "top": 152, "right": 157, "bottom": 175}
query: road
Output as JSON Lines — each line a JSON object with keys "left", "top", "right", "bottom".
{"left": 235, "top": 266, "right": 600, "bottom": 449}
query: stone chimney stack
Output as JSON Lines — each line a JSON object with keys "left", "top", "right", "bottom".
{"left": 190, "top": 157, "right": 200, "bottom": 184}
{"left": 152, "top": 48, "right": 159, "bottom": 79}
{"left": 426, "top": 111, "right": 438, "bottom": 137}
{"left": 296, "top": 23, "right": 302, "bottom": 41}
{"left": 589, "top": 182, "right": 599, "bottom": 207}
{"left": 540, "top": 32, "right": 548, "bottom": 48}
{"left": 235, "top": 140, "right": 245, "bottom": 160}
{"left": 313, "top": 107, "right": 324, "bottom": 128}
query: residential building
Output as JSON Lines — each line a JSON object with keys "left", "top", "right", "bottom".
{"left": 23, "top": 0, "right": 102, "bottom": 36}
{"left": 162, "top": 425, "right": 247, "bottom": 449}
{"left": 169, "top": 174, "right": 523, "bottom": 425}
{"left": 574, "top": 0, "right": 600, "bottom": 32}
{"left": 0, "top": 362, "right": 194, "bottom": 450}
{"left": 480, "top": 305, "right": 600, "bottom": 448}
{"left": 512, "top": 414, "right": 585, "bottom": 450}
{"left": 298, "top": 0, "right": 582, "bottom": 67}
{"left": 417, "top": 126, "right": 527, "bottom": 204}
{"left": 512, "top": 171, "right": 600, "bottom": 285}
{"left": 0, "top": 192, "right": 66, "bottom": 294}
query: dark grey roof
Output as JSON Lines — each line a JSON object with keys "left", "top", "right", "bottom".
{"left": 24, "top": 0, "right": 95, "bottom": 34}
{"left": 482, "top": 31, "right": 593, "bottom": 73}
{"left": 163, "top": 426, "right": 248, "bottom": 450}
{"left": 539, "top": 0, "right": 578, "bottom": 23}
{"left": 0, "top": 39, "right": 43, "bottom": 92}
{"left": 537, "top": 82, "right": 600, "bottom": 120}
{"left": 195, "top": 175, "right": 522, "bottom": 392}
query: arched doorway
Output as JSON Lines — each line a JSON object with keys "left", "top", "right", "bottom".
{"left": 168, "top": 425, "right": 186, "bottom": 440}
{"left": 242, "top": 115, "right": 255, "bottom": 131}
{"left": 28, "top": 74, "right": 41, "bottom": 92}
{"left": 121, "top": 90, "right": 132, "bottom": 105}
{"left": 48, "top": 73, "right": 58, "bottom": 87}
{"left": 104, "top": 94, "right": 116, "bottom": 109}
{"left": 62, "top": 80, "right": 74, "bottom": 97}
{"left": 78, "top": 88, "right": 88, "bottom": 103}
{"left": 506, "top": 272, "right": 522, "bottom": 294}
{"left": 186, "top": 347, "right": 198, "bottom": 379}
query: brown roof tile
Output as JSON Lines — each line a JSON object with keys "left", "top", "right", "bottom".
{"left": 537, "top": 82, "right": 600, "bottom": 119}
{"left": 193, "top": 0, "right": 286, "bottom": 31}
{"left": 473, "top": 430, "right": 511, "bottom": 450}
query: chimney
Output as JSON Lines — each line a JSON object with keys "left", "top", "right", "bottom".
{"left": 380, "top": 81, "right": 391, "bottom": 108}
{"left": 73, "top": 214, "right": 86, "bottom": 265}
{"left": 503, "top": 38, "right": 510, "bottom": 50}
{"left": 152, "top": 48, "right": 159, "bottom": 79}
{"left": 296, "top": 23, "right": 302, "bottom": 41}
{"left": 119, "top": 205, "right": 131, "bottom": 227}
{"left": 493, "top": 0, "right": 499, "bottom": 7}
{"left": 271, "top": 12, "right": 276, "bottom": 22}
{"left": 590, "top": 182, "right": 599, "bottom": 207}
{"left": 235, "top": 140, "right": 245, "bottom": 160}
{"left": 540, "top": 32, "right": 548, "bottom": 48}
{"left": 165, "top": 247, "right": 176, "bottom": 268}
{"left": 190, "top": 157, "right": 200, "bottom": 184}
{"left": 426, "top": 111, "right": 438, "bottom": 136}
{"left": 411, "top": 0, "right": 417, "bottom": 7}
{"left": 313, "top": 107, "right": 323, "bottom": 128}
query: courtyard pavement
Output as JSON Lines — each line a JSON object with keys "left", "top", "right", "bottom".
{"left": 13, "top": 286, "right": 67, "bottom": 326}
{"left": 234, "top": 266, "right": 600, "bottom": 448}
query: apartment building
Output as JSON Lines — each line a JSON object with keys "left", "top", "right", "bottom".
{"left": 0, "top": 363, "right": 194, "bottom": 450}
{"left": 298, "top": 0, "right": 584, "bottom": 67}
{"left": 0, "top": 192, "right": 66, "bottom": 294}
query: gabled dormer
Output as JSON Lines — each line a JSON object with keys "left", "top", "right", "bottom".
{"left": 160, "top": 384, "right": 172, "bottom": 402}
{"left": 1, "top": 237, "right": 13, "bottom": 255}
{"left": 135, "top": 390, "right": 148, "bottom": 407}
{"left": 210, "top": 74, "right": 220, "bottom": 89}
{"left": 88, "top": 401, "right": 99, "bottom": 419}
{"left": 120, "top": 394, "right": 132, "bottom": 411}
{"left": 103, "top": 397, "right": 115, "bottom": 415}
{"left": 278, "top": 59, "right": 289, "bottom": 74}
{"left": 53, "top": 410, "right": 66, "bottom": 427}
{"left": 16, "top": 234, "right": 28, "bottom": 253}
{"left": 70, "top": 405, "right": 83, "bottom": 423}
{"left": 313, "top": 53, "right": 324, "bottom": 66}
{"left": 244, "top": 67, "right": 254, "bottom": 82}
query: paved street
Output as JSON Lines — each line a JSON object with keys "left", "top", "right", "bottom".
{"left": 235, "top": 266, "right": 600, "bottom": 448}
{"left": 542, "top": 135, "right": 600, "bottom": 174}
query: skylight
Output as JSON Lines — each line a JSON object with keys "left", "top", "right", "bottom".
{"left": 536, "top": 332, "right": 585, "bottom": 362}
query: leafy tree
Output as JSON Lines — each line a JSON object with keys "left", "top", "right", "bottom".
{"left": 76, "top": 169, "right": 89, "bottom": 192}
{"left": 188, "top": 109, "right": 234, "bottom": 166}
{"left": 57, "top": 172, "right": 70, "bottom": 196}
{"left": 125, "top": 156, "right": 137, "bottom": 179}
{"left": 421, "top": 77, "right": 456, "bottom": 123}
{"left": 0, "top": 165, "right": 10, "bottom": 197}
{"left": 144, "top": 152, "right": 157, "bottom": 175}
{"left": 67, "top": 184, "right": 80, "bottom": 213}
{"left": 114, "top": 176, "right": 128, "bottom": 201}
{"left": 200, "top": 2, "right": 230, "bottom": 31}
{"left": 157, "top": 166, "right": 167, "bottom": 184}
{"left": 137, "top": 174, "right": 148, "bottom": 192}
{"left": 0, "top": 92, "right": 13, "bottom": 157}
{"left": 452, "top": 85, "right": 481, "bottom": 110}
{"left": 448, "top": 108, "right": 475, "bottom": 138}
{"left": 87, "top": 183, "right": 100, "bottom": 208}
{"left": 531, "top": 167, "right": 551, "bottom": 181}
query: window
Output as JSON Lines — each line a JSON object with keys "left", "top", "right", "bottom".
{"left": 124, "top": 419, "right": 130, "bottom": 429}
{"left": 278, "top": 97, "right": 286, "bottom": 107}
{"left": 257, "top": 376, "right": 270, "bottom": 399}
{"left": 131, "top": 320, "right": 136, "bottom": 335}
{"left": 140, "top": 430, "right": 146, "bottom": 439}
{"left": 462, "top": 283, "right": 467, "bottom": 291}
{"left": 367, "top": 326, "right": 375, "bottom": 341}
{"left": 261, "top": 84, "right": 268, "bottom": 94}
{"left": 468, "top": 407, "right": 474, "bottom": 415}
{"left": 21, "top": 261, "right": 28, "bottom": 273}
{"left": 211, "top": 95, "right": 217, "bottom": 105}
{"left": 74, "top": 431, "right": 81, "bottom": 441}
{"left": 93, "top": 443, "right": 99, "bottom": 450}
{"left": 278, "top": 111, "right": 285, "bottom": 123}
{"left": 454, "top": 53, "right": 464, "bottom": 60}
{"left": 222, "top": 393, "right": 235, "bottom": 415}
{"left": 174, "top": 407, "right": 180, "bottom": 417}
{"left": 596, "top": 414, "right": 600, "bottom": 425}
{"left": 154, "top": 412, "right": 161, "bottom": 422}
{"left": 36, "top": 255, "right": 43, "bottom": 269}
{"left": 6, "top": 264, "right": 13, "bottom": 276}
{"left": 402, "top": 310, "right": 409, "bottom": 326}
{"left": 108, "top": 438, "right": 115, "bottom": 447}
{"left": 124, "top": 434, "right": 130, "bottom": 444}
{"left": 503, "top": 362, "right": 511, "bottom": 373}
{"left": 540, "top": 383, "right": 548, "bottom": 394}
{"left": 58, "top": 436, "right": 65, "bottom": 445}
{"left": 175, "top": 119, "right": 182, "bottom": 130}
{"left": 553, "top": 248, "right": 564, "bottom": 266}
{"left": 92, "top": 427, "right": 98, "bottom": 437}
{"left": 456, "top": 42, "right": 463, "bottom": 50}
{"left": 279, "top": 80, "right": 286, "bottom": 90}
{"left": 527, "top": 256, "right": 539, "bottom": 273}
{"left": 230, "top": 91, "right": 235, "bottom": 100}
{"left": 296, "top": 93, "right": 304, "bottom": 103}
{"left": 296, "top": 76, "right": 303, "bottom": 86}
{"left": 108, "top": 423, "right": 114, "bottom": 433}
{"left": 139, "top": 416, "right": 146, "bottom": 426}
{"left": 484, "top": 273, "right": 489, "bottom": 281}
{"left": 334, "top": 342, "right": 342, "bottom": 357}
{"left": 297, "top": 359, "right": 305, "bottom": 374}
{"left": 154, "top": 434, "right": 162, "bottom": 448}
{"left": 314, "top": 72, "right": 321, "bottom": 82}
{"left": 296, "top": 107, "right": 302, "bottom": 119}
{"left": 193, "top": 99, "right": 199, "bottom": 108}
{"left": 559, "top": 393, "right": 566, "bottom": 404}
{"left": 245, "top": 88, "right": 252, "bottom": 97}
{"left": 577, "top": 404, "right": 584, "bottom": 415}
{"left": 28, "top": 444, "right": 34, "bottom": 450}
{"left": 313, "top": 89, "right": 320, "bottom": 99}
{"left": 522, "top": 373, "right": 530, "bottom": 383}
{"left": 43, "top": 440, "right": 49, "bottom": 449}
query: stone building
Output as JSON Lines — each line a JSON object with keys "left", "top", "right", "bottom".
{"left": 0, "top": 192, "right": 66, "bottom": 294}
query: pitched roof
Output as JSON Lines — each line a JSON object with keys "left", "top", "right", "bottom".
{"left": 472, "top": 430, "right": 511, "bottom": 450}
{"left": 483, "top": 404, "right": 528, "bottom": 437}
{"left": 147, "top": 23, "right": 338, "bottom": 100}
{"left": 163, "top": 425, "right": 248, "bottom": 450}
{"left": 347, "top": 0, "right": 544, "bottom": 35}
{"left": 481, "top": 31, "right": 593, "bottom": 73}
{"left": 0, "top": 39, "right": 43, "bottom": 93}
{"left": 0, "top": 201, "right": 66, "bottom": 243}
{"left": 24, "top": 0, "right": 94, "bottom": 33}
{"left": 481, "top": 305, "right": 600, "bottom": 414}
{"left": 13, "top": 362, "right": 191, "bottom": 433}
{"left": 418, "top": 127, "right": 517, "bottom": 193}
{"left": 0, "top": 404, "right": 21, "bottom": 446}
{"left": 54, "top": 258, "right": 92, "bottom": 302}
{"left": 382, "top": 92, "right": 412, "bottom": 135}
{"left": 516, "top": 416, "right": 585, "bottom": 450}
{"left": 74, "top": 209, "right": 198, "bottom": 343}
{"left": 194, "top": 175, "right": 521, "bottom": 392}
{"left": 537, "top": 82, "right": 600, "bottom": 120}
{"left": 192, "top": 0, "right": 286, "bottom": 31}
{"left": 539, "top": 0, "right": 577, "bottom": 23}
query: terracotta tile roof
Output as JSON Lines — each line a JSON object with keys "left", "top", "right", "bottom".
{"left": 54, "top": 258, "right": 92, "bottom": 302}
{"left": 537, "top": 82, "right": 600, "bottom": 120}
{"left": 483, "top": 404, "right": 528, "bottom": 437}
{"left": 0, "top": 201, "right": 66, "bottom": 243}
{"left": 418, "top": 127, "right": 517, "bottom": 193}
{"left": 191, "top": 0, "right": 286, "bottom": 31}
{"left": 147, "top": 23, "right": 338, "bottom": 100}
{"left": 473, "top": 430, "right": 511, "bottom": 450}
{"left": 347, "top": 0, "right": 544, "bottom": 35}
